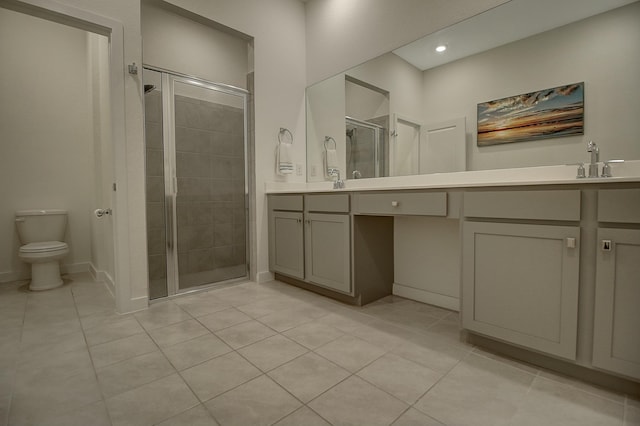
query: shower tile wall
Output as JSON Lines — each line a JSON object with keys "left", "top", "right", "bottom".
{"left": 145, "top": 91, "right": 168, "bottom": 299}
{"left": 174, "top": 94, "right": 246, "bottom": 289}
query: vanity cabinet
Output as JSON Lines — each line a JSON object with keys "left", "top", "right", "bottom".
{"left": 462, "top": 190, "right": 581, "bottom": 360}
{"left": 304, "top": 194, "right": 351, "bottom": 294}
{"left": 270, "top": 211, "right": 304, "bottom": 279}
{"left": 592, "top": 189, "right": 640, "bottom": 380}
{"left": 305, "top": 212, "right": 351, "bottom": 293}
{"left": 268, "top": 194, "right": 353, "bottom": 296}
{"left": 268, "top": 195, "right": 304, "bottom": 280}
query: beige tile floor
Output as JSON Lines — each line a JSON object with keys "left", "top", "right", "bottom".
{"left": 0, "top": 272, "right": 638, "bottom": 426}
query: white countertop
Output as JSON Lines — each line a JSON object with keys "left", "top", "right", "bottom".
{"left": 265, "top": 161, "right": 640, "bottom": 193}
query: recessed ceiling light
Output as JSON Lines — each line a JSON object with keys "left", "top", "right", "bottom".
{"left": 435, "top": 45, "right": 447, "bottom": 53}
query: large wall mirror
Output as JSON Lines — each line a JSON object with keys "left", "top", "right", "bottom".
{"left": 306, "top": 0, "right": 640, "bottom": 182}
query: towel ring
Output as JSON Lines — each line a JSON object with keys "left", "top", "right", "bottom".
{"left": 278, "top": 127, "right": 293, "bottom": 145}
{"left": 324, "top": 136, "right": 336, "bottom": 150}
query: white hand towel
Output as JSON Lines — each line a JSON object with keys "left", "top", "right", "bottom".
{"left": 324, "top": 149, "right": 338, "bottom": 178}
{"left": 276, "top": 143, "right": 293, "bottom": 175}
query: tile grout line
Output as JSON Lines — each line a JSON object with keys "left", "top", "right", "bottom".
{"left": 74, "top": 279, "right": 118, "bottom": 426}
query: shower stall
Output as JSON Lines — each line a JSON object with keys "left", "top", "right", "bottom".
{"left": 345, "top": 116, "right": 386, "bottom": 179}
{"left": 144, "top": 68, "right": 249, "bottom": 299}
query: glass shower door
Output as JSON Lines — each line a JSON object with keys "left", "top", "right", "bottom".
{"left": 171, "top": 77, "right": 248, "bottom": 291}
{"left": 144, "top": 69, "right": 168, "bottom": 299}
{"left": 144, "top": 69, "right": 248, "bottom": 299}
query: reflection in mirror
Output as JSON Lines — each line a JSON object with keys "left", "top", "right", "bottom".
{"left": 306, "top": 0, "right": 640, "bottom": 182}
{"left": 345, "top": 77, "right": 388, "bottom": 179}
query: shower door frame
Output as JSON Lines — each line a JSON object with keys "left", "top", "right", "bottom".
{"left": 345, "top": 116, "right": 385, "bottom": 178}
{"left": 147, "top": 66, "right": 251, "bottom": 298}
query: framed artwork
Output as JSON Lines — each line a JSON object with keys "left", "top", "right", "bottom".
{"left": 477, "top": 82, "right": 584, "bottom": 146}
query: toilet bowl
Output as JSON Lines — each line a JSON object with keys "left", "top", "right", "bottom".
{"left": 19, "top": 241, "right": 69, "bottom": 291}
{"left": 15, "top": 209, "right": 69, "bottom": 291}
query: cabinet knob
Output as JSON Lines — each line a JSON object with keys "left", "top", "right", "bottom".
{"left": 391, "top": 201, "right": 399, "bottom": 207}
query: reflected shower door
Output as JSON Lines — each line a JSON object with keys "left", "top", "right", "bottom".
{"left": 172, "top": 77, "right": 248, "bottom": 291}
{"left": 346, "top": 117, "right": 385, "bottom": 179}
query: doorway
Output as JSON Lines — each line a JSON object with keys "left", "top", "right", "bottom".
{"left": 144, "top": 68, "right": 250, "bottom": 299}
{"left": 0, "top": 3, "right": 117, "bottom": 294}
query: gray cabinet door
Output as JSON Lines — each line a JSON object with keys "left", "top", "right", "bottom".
{"left": 462, "top": 221, "right": 580, "bottom": 360}
{"left": 305, "top": 213, "right": 351, "bottom": 294}
{"left": 269, "top": 211, "right": 304, "bottom": 279}
{"left": 592, "top": 228, "right": 640, "bottom": 380}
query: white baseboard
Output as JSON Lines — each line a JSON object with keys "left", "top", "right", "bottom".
{"left": 1, "top": 261, "right": 90, "bottom": 283}
{"left": 88, "top": 263, "right": 99, "bottom": 281}
{"left": 89, "top": 263, "right": 116, "bottom": 297}
{"left": 102, "top": 272, "right": 115, "bottom": 297}
{"left": 0, "top": 271, "right": 23, "bottom": 283}
{"left": 256, "top": 271, "right": 274, "bottom": 284}
{"left": 393, "top": 283, "right": 460, "bottom": 312}
{"left": 61, "top": 262, "right": 91, "bottom": 274}
{"left": 118, "top": 295, "right": 148, "bottom": 314}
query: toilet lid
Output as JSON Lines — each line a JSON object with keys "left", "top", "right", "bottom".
{"left": 20, "top": 241, "right": 68, "bottom": 253}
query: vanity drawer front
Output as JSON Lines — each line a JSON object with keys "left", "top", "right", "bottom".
{"left": 305, "top": 194, "right": 350, "bottom": 213}
{"left": 464, "top": 190, "right": 580, "bottom": 221}
{"left": 269, "top": 195, "right": 303, "bottom": 211}
{"left": 354, "top": 192, "right": 447, "bottom": 216}
{"left": 598, "top": 189, "right": 640, "bottom": 224}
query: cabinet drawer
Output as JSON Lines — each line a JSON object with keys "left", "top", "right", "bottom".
{"left": 464, "top": 190, "right": 580, "bottom": 221}
{"left": 269, "top": 195, "right": 303, "bottom": 211}
{"left": 353, "top": 192, "right": 447, "bottom": 216}
{"left": 305, "top": 194, "right": 350, "bottom": 213}
{"left": 598, "top": 189, "right": 640, "bottom": 224}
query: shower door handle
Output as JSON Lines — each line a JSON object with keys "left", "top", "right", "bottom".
{"left": 165, "top": 193, "right": 175, "bottom": 251}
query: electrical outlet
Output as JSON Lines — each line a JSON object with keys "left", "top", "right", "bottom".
{"left": 296, "top": 164, "right": 302, "bottom": 176}
{"left": 311, "top": 165, "right": 317, "bottom": 176}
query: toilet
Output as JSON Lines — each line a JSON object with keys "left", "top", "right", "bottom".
{"left": 15, "top": 209, "right": 69, "bottom": 291}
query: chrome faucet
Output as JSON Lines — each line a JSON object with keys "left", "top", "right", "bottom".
{"left": 602, "top": 159, "right": 624, "bottom": 177}
{"left": 587, "top": 141, "right": 599, "bottom": 178}
{"left": 329, "top": 168, "right": 344, "bottom": 189}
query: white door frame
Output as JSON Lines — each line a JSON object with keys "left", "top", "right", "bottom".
{"left": 2, "top": 0, "right": 141, "bottom": 313}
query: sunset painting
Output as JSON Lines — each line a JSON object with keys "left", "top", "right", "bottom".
{"left": 477, "top": 82, "right": 584, "bottom": 146}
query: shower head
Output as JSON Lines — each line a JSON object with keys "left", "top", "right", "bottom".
{"left": 144, "top": 84, "right": 156, "bottom": 94}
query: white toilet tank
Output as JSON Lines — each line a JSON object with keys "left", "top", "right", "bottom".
{"left": 15, "top": 209, "right": 68, "bottom": 244}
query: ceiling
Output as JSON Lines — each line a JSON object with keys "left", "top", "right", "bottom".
{"left": 393, "top": 0, "right": 638, "bottom": 71}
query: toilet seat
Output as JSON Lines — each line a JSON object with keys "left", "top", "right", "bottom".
{"left": 20, "top": 241, "right": 68, "bottom": 253}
